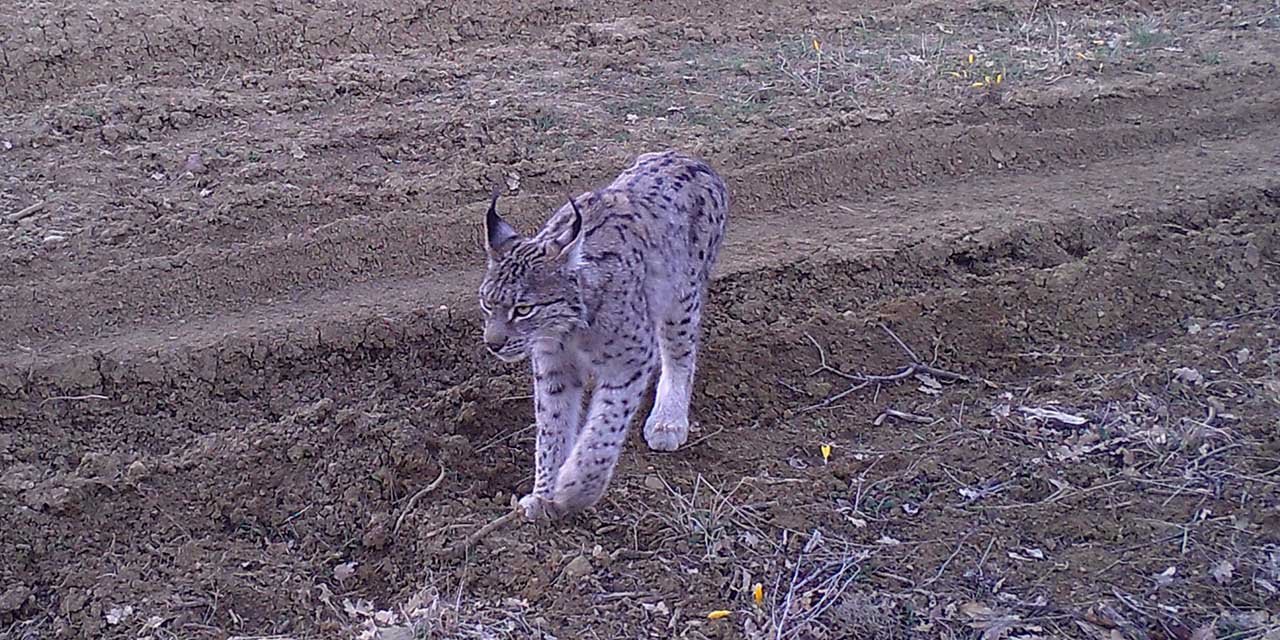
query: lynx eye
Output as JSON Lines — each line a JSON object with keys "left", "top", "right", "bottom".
{"left": 510, "top": 304, "right": 535, "bottom": 320}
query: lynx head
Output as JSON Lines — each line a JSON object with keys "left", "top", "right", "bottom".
{"left": 477, "top": 188, "right": 586, "bottom": 363}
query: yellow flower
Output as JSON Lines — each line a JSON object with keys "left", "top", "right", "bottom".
{"left": 752, "top": 583, "right": 764, "bottom": 605}
{"left": 967, "top": 53, "right": 975, "bottom": 65}
{"left": 821, "top": 444, "right": 832, "bottom": 462}
{"left": 708, "top": 610, "right": 732, "bottom": 620}
{"left": 813, "top": 39, "right": 822, "bottom": 54}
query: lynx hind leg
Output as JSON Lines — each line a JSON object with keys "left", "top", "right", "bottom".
{"left": 644, "top": 287, "right": 703, "bottom": 452}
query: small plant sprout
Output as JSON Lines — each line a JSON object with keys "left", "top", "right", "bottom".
{"left": 970, "top": 68, "right": 1005, "bottom": 89}
{"left": 813, "top": 38, "right": 823, "bottom": 94}
{"left": 947, "top": 52, "right": 977, "bottom": 79}
{"left": 950, "top": 52, "right": 1003, "bottom": 88}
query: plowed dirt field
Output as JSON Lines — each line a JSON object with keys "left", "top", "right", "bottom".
{"left": 2, "top": 1, "right": 1279, "bottom": 638}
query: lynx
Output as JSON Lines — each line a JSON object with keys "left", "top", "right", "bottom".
{"left": 477, "top": 150, "right": 729, "bottom": 521}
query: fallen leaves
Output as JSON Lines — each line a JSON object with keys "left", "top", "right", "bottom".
{"left": 959, "top": 601, "right": 1034, "bottom": 640}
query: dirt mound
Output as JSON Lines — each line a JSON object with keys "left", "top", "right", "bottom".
{"left": 2, "top": 0, "right": 1278, "bottom": 638}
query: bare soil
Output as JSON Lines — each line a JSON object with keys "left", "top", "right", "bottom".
{"left": 2, "top": 0, "right": 1279, "bottom": 638}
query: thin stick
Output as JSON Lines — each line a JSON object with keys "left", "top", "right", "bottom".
{"left": 880, "top": 408, "right": 935, "bottom": 424}
{"left": 920, "top": 530, "right": 973, "bottom": 588}
{"left": 6, "top": 200, "right": 45, "bottom": 223}
{"left": 476, "top": 422, "right": 535, "bottom": 454}
{"left": 393, "top": 465, "right": 448, "bottom": 536}
{"left": 40, "top": 394, "right": 109, "bottom": 406}
{"left": 688, "top": 423, "right": 727, "bottom": 448}
{"left": 879, "top": 324, "right": 921, "bottom": 363}
{"left": 439, "top": 504, "right": 524, "bottom": 560}
{"left": 801, "top": 381, "right": 871, "bottom": 412}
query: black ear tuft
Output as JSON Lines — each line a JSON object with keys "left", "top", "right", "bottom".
{"left": 566, "top": 194, "right": 583, "bottom": 240}
{"left": 484, "top": 185, "right": 518, "bottom": 253}
{"left": 547, "top": 194, "right": 585, "bottom": 260}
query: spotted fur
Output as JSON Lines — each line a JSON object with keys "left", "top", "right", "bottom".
{"left": 478, "top": 150, "right": 729, "bottom": 521}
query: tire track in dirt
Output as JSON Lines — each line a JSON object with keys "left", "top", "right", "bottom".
{"left": 2, "top": 70, "right": 1276, "bottom": 358}
{"left": 2, "top": 96, "right": 1277, "bottom": 412}
{"left": 4, "top": 40, "right": 1272, "bottom": 297}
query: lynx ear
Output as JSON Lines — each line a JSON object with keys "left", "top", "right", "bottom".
{"left": 484, "top": 186, "right": 518, "bottom": 256}
{"left": 545, "top": 195, "right": 584, "bottom": 262}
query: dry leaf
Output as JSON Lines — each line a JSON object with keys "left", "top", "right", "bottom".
{"left": 1019, "top": 406, "right": 1088, "bottom": 425}
{"left": 1009, "top": 547, "right": 1046, "bottom": 561}
{"left": 961, "top": 602, "right": 996, "bottom": 619}
{"left": 1075, "top": 620, "right": 1124, "bottom": 640}
{"left": 105, "top": 604, "right": 133, "bottom": 625}
{"left": 1172, "top": 367, "right": 1204, "bottom": 385}
{"left": 334, "top": 561, "right": 358, "bottom": 582}
{"left": 343, "top": 598, "right": 375, "bottom": 619}
{"left": 1210, "top": 559, "right": 1234, "bottom": 585}
{"left": 960, "top": 602, "right": 1022, "bottom": 640}
{"left": 1190, "top": 624, "right": 1216, "bottom": 640}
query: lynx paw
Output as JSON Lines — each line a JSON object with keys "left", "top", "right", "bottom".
{"left": 518, "top": 493, "right": 560, "bottom": 522}
{"left": 643, "top": 414, "right": 689, "bottom": 452}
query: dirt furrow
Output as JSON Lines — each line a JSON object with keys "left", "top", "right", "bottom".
{"left": 3, "top": 77, "right": 1276, "bottom": 356}
{"left": 3, "top": 118, "right": 1276, "bottom": 413}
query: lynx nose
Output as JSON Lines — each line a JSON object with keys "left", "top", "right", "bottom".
{"left": 483, "top": 332, "right": 507, "bottom": 353}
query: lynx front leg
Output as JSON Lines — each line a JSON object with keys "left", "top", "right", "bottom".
{"left": 518, "top": 346, "right": 584, "bottom": 522}
{"left": 644, "top": 288, "right": 704, "bottom": 451}
{"left": 552, "top": 343, "right": 657, "bottom": 517}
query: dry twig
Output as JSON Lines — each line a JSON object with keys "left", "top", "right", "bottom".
{"left": 39, "top": 394, "right": 109, "bottom": 406}
{"left": 6, "top": 200, "right": 45, "bottom": 223}
{"left": 394, "top": 465, "right": 448, "bottom": 537}
{"left": 438, "top": 500, "right": 525, "bottom": 560}
{"left": 800, "top": 325, "right": 982, "bottom": 412}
